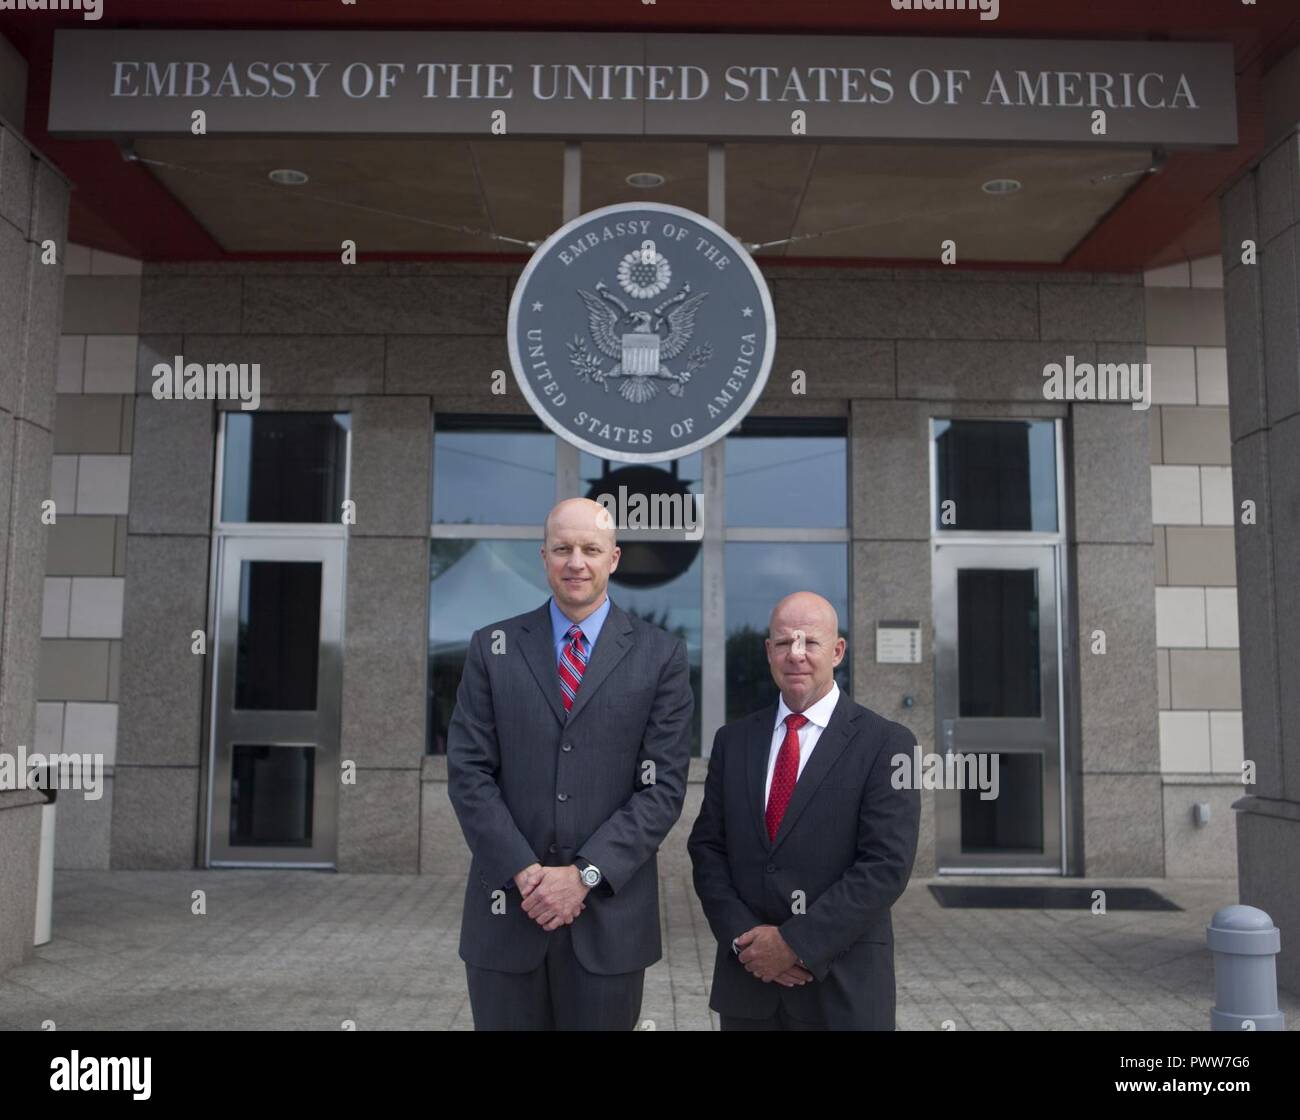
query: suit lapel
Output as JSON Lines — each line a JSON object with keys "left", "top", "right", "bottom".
{"left": 771, "top": 692, "right": 861, "bottom": 853}
{"left": 563, "top": 601, "right": 635, "bottom": 725}
{"left": 747, "top": 703, "right": 780, "bottom": 851}
{"left": 518, "top": 602, "right": 567, "bottom": 726}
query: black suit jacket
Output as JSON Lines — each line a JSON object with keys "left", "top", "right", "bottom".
{"left": 447, "top": 599, "right": 694, "bottom": 975}
{"left": 688, "top": 691, "right": 920, "bottom": 1029}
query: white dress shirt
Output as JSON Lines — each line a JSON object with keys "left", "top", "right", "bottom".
{"left": 731, "top": 682, "right": 842, "bottom": 962}
{"left": 764, "top": 681, "right": 841, "bottom": 805}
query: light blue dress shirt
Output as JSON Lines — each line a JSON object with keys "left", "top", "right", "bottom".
{"left": 549, "top": 595, "right": 611, "bottom": 665}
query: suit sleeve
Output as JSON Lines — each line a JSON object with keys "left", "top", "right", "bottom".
{"left": 575, "top": 637, "right": 693, "bottom": 894}
{"left": 778, "top": 721, "right": 920, "bottom": 980}
{"left": 687, "top": 725, "right": 763, "bottom": 947}
{"left": 445, "top": 627, "right": 539, "bottom": 889}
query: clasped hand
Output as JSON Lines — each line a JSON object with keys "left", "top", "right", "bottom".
{"left": 736, "top": 925, "right": 814, "bottom": 987}
{"left": 514, "top": 862, "right": 588, "bottom": 931}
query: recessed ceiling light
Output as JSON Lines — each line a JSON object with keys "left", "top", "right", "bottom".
{"left": 981, "top": 178, "right": 1022, "bottom": 195}
{"left": 626, "top": 172, "right": 666, "bottom": 189}
{"left": 268, "top": 168, "right": 309, "bottom": 186}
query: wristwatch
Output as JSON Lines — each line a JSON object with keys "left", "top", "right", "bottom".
{"left": 575, "top": 858, "right": 603, "bottom": 889}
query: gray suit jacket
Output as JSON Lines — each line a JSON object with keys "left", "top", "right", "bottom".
{"left": 688, "top": 692, "right": 920, "bottom": 1029}
{"left": 447, "top": 599, "right": 694, "bottom": 975}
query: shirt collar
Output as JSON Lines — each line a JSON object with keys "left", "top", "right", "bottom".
{"left": 550, "top": 594, "right": 611, "bottom": 648}
{"left": 775, "top": 680, "right": 841, "bottom": 732}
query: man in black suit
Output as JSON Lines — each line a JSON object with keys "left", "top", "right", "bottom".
{"left": 688, "top": 591, "right": 920, "bottom": 1030}
{"left": 447, "top": 497, "right": 694, "bottom": 1030}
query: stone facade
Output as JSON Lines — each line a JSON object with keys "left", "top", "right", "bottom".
{"left": 33, "top": 259, "right": 1165, "bottom": 881}
{"left": 0, "top": 114, "right": 70, "bottom": 969}
{"left": 36, "top": 246, "right": 140, "bottom": 871}
{"left": 1143, "top": 256, "right": 1243, "bottom": 879}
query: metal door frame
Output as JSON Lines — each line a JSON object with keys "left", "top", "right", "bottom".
{"left": 200, "top": 410, "right": 352, "bottom": 869}
{"left": 932, "top": 542, "right": 1065, "bottom": 873}
{"left": 928, "top": 417, "right": 1069, "bottom": 875}
{"left": 204, "top": 534, "right": 346, "bottom": 867}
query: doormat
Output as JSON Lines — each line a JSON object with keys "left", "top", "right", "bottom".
{"left": 928, "top": 885, "right": 1181, "bottom": 911}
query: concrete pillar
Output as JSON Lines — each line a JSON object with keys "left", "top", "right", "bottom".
{"left": 338, "top": 395, "right": 429, "bottom": 872}
{"left": 851, "top": 396, "right": 935, "bottom": 875}
{"left": 0, "top": 105, "right": 71, "bottom": 970}
{"left": 112, "top": 328, "right": 208, "bottom": 868}
{"left": 1219, "top": 41, "right": 1300, "bottom": 993}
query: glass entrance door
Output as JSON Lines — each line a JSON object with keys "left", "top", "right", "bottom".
{"left": 932, "top": 543, "right": 1063, "bottom": 872}
{"left": 206, "top": 536, "right": 345, "bottom": 866}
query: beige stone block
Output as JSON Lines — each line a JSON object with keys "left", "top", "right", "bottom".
{"left": 1169, "top": 649, "right": 1241, "bottom": 709}
{"left": 1204, "top": 587, "right": 1239, "bottom": 648}
{"left": 1156, "top": 587, "right": 1206, "bottom": 648}
{"left": 1209, "top": 711, "right": 1244, "bottom": 773}
{"left": 1159, "top": 406, "right": 1230, "bottom": 465}
{"left": 1147, "top": 346, "right": 1197, "bottom": 404}
{"left": 1195, "top": 347, "right": 1228, "bottom": 405}
{"left": 53, "top": 395, "right": 123, "bottom": 454}
{"left": 83, "top": 335, "right": 139, "bottom": 394}
{"left": 1144, "top": 288, "right": 1226, "bottom": 347}
{"left": 37, "top": 639, "right": 110, "bottom": 701}
{"left": 61, "top": 277, "right": 141, "bottom": 335}
{"left": 1150, "top": 465, "right": 1201, "bottom": 524}
{"left": 41, "top": 578, "right": 70, "bottom": 638}
{"left": 1199, "top": 466, "right": 1233, "bottom": 525}
{"left": 1159, "top": 710, "right": 1210, "bottom": 771}
{"left": 1164, "top": 527, "right": 1237, "bottom": 585}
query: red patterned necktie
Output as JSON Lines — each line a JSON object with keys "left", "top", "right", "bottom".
{"left": 558, "top": 624, "right": 588, "bottom": 713}
{"left": 765, "top": 713, "right": 808, "bottom": 841}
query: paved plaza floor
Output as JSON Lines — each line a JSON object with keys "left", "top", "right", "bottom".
{"left": 1, "top": 870, "right": 1296, "bottom": 1030}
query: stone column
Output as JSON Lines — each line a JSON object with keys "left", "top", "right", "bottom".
{"left": 338, "top": 394, "right": 430, "bottom": 872}
{"left": 0, "top": 112, "right": 71, "bottom": 969}
{"left": 1219, "top": 43, "right": 1300, "bottom": 993}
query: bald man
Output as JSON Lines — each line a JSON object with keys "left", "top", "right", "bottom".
{"left": 688, "top": 592, "right": 920, "bottom": 1030}
{"left": 447, "top": 498, "right": 694, "bottom": 1030}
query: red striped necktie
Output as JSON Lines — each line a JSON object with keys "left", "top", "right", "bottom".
{"left": 558, "top": 624, "right": 588, "bottom": 712}
{"left": 765, "top": 713, "right": 808, "bottom": 841}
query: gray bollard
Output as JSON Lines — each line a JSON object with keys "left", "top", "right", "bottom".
{"left": 1206, "top": 905, "right": 1285, "bottom": 1031}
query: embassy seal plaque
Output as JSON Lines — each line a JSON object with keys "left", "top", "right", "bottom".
{"left": 507, "top": 202, "right": 775, "bottom": 462}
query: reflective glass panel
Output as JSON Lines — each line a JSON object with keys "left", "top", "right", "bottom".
{"left": 229, "top": 745, "right": 315, "bottom": 847}
{"left": 960, "top": 753, "right": 1043, "bottom": 854}
{"left": 235, "top": 561, "right": 322, "bottom": 712}
{"left": 726, "top": 418, "right": 847, "bottom": 528}
{"left": 957, "top": 568, "right": 1041, "bottom": 719}
{"left": 221, "top": 412, "right": 349, "bottom": 523}
{"left": 934, "top": 419, "right": 1056, "bottom": 532}
{"left": 433, "top": 415, "right": 555, "bottom": 525}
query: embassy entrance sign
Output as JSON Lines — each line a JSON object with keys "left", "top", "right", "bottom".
{"left": 507, "top": 203, "right": 775, "bottom": 462}
{"left": 48, "top": 30, "right": 1236, "bottom": 146}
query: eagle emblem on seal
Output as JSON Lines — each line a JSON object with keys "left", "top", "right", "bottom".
{"left": 567, "top": 249, "right": 714, "bottom": 403}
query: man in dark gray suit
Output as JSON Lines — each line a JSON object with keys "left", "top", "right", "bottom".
{"left": 688, "top": 591, "right": 920, "bottom": 1030}
{"left": 447, "top": 497, "right": 694, "bottom": 1030}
